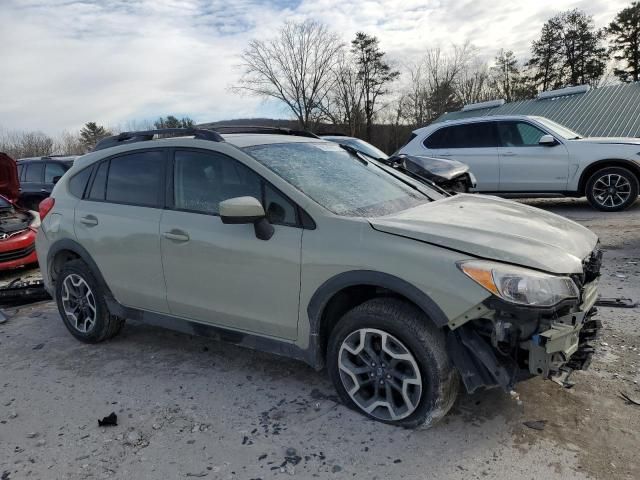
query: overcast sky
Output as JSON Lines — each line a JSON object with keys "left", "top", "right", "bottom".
{"left": 0, "top": 0, "right": 630, "bottom": 135}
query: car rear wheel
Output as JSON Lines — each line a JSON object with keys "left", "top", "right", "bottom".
{"left": 327, "top": 298, "right": 459, "bottom": 428}
{"left": 55, "top": 259, "right": 125, "bottom": 343}
{"left": 586, "top": 167, "right": 638, "bottom": 211}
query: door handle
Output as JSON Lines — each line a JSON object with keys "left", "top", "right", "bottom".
{"left": 502, "top": 151, "right": 516, "bottom": 157}
{"left": 439, "top": 153, "right": 453, "bottom": 157}
{"left": 40, "top": 189, "right": 50, "bottom": 193}
{"left": 163, "top": 231, "right": 190, "bottom": 242}
{"left": 79, "top": 215, "right": 98, "bottom": 226}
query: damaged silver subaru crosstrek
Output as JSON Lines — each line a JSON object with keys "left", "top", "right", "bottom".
{"left": 35, "top": 127, "right": 602, "bottom": 428}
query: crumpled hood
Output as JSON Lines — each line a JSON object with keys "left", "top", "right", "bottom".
{"left": 370, "top": 195, "right": 598, "bottom": 274}
{"left": 398, "top": 155, "right": 469, "bottom": 181}
{"left": 572, "top": 137, "right": 640, "bottom": 145}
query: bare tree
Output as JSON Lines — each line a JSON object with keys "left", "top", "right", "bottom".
{"left": 54, "top": 130, "right": 86, "bottom": 155}
{"left": 234, "top": 20, "right": 344, "bottom": 130}
{"left": 400, "top": 44, "right": 472, "bottom": 128}
{"left": 0, "top": 129, "right": 54, "bottom": 159}
{"left": 319, "top": 54, "right": 365, "bottom": 136}
{"left": 455, "top": 58, "right": 495, "bottom": 106}
{"left": 400, "top": 61, "right": 431, "bottom": 128}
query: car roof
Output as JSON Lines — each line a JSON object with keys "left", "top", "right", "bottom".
{"left": 222, "top": 133, "right": 323, "bottom": 148}
{"left": 16, "top": 155, "right": 77, "bottom": 163}
{"left": 321, "top": 135, "right": 356, "bottom": 141}
{"left": 414, "top": 114, "right": 536, "bottom": 133}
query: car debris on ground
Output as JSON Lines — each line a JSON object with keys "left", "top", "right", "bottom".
{"left": 98, "top": 412, "right": 118, "bottom": 427}
{"left": 595, "top": 297, "right": 638, "bottom": 308}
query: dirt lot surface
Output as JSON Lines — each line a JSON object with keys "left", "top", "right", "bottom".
{"left": 1, "top": 198, "right": 639, "bottom": 480}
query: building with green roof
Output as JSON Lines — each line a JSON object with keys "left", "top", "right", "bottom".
{"left": 435, "top": 82, "right": 640, "bottom": 138}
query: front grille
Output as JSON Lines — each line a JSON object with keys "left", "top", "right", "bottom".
{"left": 0, "top": 244, "right": 35, "bottom": 262}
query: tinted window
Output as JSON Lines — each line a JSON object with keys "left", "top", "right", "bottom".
{"left": 68, "top": 167, "right": 93, "bottom": 198}
{"left": 89, "top": 161, "right": 108, "bottom": 200}
{"left": 423, "top": 128, "right": 450, "bottom": 149}
{"left": 45, "top": 162, "right": 67, "bottom": 183}
{"left": 24, "top": 163, "right": 44, "bottom": 182}
{"left": 497, "top": 121, "right": 547, "bottom": 147}
{"left": 425, "top": 123, "right": 498, "bottom": 149}
{"left": 106, "top": 151, "right": 164, "bottom": 207}
{"left": 174, "top": 150, "right": 261, "bottom": 215}
{"left": 17, "top": 164, "right": 24, "bottom": 181}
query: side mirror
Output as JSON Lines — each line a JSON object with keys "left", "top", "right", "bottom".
{"left": 539, "top": 135, "right": 557, "bottom": 146}
{"left": 219, "top": 196, "right": 274, "bottom": 241}
{"left": 53, "top": 176, "right": 62, "bottom": 184}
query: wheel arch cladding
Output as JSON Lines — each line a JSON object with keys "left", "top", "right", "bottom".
{"left": 47, "top": 239, "right": 112, "bottom": 296}
{"left": 306, "top": 270, "right": 450, "bottom": 368}
{"left": 578, "top": 159, "right": 640, "bottom": 194}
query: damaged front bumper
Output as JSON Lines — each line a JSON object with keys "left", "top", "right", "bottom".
{"left": 447, "top": 277, "right": 601, "bottom": 394}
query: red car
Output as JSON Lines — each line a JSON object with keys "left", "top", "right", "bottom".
{"left": 0, "top": 152, "right": 39, "bottom": 270}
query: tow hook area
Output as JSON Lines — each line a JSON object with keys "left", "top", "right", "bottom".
{"left": 528, "top": 307, "right": 601, "bottom": 388}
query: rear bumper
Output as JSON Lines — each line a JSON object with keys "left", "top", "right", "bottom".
{"left": 0, "top": 229, "right": 38, "bottom": 270}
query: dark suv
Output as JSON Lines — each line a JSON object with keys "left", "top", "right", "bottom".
{"left": 16, "top": 156, "right": 77, "bottom": 210}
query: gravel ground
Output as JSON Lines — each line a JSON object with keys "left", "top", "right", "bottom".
{"left": 1, "top": 198, "right": 639, "bottom": 480}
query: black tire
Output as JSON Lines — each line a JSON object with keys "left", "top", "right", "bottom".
{"left": 327, "top": 298, "right": 459, "bottom": 428}
{"left": 585, "top": 166, "right": 639, "bottom": 211}
{"left": 55, "top": 259, "right": 125, "bottom": 343}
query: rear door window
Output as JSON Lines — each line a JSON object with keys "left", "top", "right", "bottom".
{"left": 68, "top": 167, "right": 93, "bottom": 198}
{"left": 423, "top": 127, "right": 450, "bottom": 149}
{"left": 450, "top": 122, "right": 498, "bottom": 148}
{"left": 24, "top": 163, "right": 44, "bottom": 182}
{"left": 105, "top": 151, "right": 164, "bottom": 207}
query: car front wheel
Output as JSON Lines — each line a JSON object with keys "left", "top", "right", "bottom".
{"left": 327, "top": 298, "right": 459, "bottom": 428}
{"left": 586, "top": 167, "right": 639, "bottom": 211}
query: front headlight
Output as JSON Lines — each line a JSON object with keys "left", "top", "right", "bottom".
{"left": 458, "top": 260, "right": 579, "bottom": 307}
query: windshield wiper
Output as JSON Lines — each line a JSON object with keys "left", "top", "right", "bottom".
{"left": 339, "top": 143, "right": 368, "bottom": 165}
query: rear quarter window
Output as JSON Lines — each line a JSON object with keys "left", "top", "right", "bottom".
{"left": 68, "top": 167, "right": 93, "bottom": 198}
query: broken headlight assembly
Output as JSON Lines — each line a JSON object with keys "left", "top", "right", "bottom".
{"left": 458, "top": 260, "right": 579, "bottom": 307}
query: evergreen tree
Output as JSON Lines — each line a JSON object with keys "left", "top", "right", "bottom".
{"left": 608, "top": 2, "right": 640, "bottom": 82}
{"left": 79, "top": 122, "right": 111, "bottom": 150}
{"left": 351, "top": 33, "right": 400, "bottom": 140}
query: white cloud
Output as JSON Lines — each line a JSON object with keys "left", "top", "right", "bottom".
{"left": 0, "top": 0, "right": 628, "bottom": 134}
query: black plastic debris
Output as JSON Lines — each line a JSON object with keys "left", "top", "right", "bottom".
{"left": 595, "top": 297, "right": 638, "bottom": 308}
{"left": 0, "top": 279, "right": 50, "bottom": 307}
{"left": 523, "top": 420, "right": 547, "bottom": 431}
{"left": 98, "top": 412, "right": 118, "bottom": 427}
{"left": 32, "top": 343, "right": 44, "bottom": 350}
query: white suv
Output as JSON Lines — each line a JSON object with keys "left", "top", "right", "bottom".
{"left": 398, "top": 115, "right": 640, "bottom": 211}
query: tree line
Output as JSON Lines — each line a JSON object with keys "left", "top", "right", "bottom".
{"left": 0, "top": 116, "right": 194, "bottom": 159}
{"left": 2, "top": 2, "right": 639, "bottom": 158}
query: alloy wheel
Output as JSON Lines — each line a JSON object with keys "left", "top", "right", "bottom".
{"left": 338, "top": 328, "right": 422, "bottom": 421}
{"left": 61, "top": 274, "right": 97, "bottom": 333}
{"left": 591, "top": 173, "right": 632, "bottom": 208}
